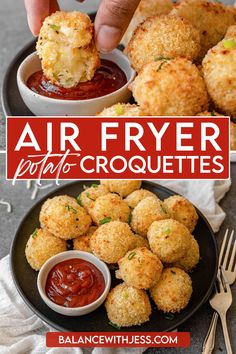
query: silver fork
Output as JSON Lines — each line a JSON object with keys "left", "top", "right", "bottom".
{"left": 202, "top": 229, "right": 236, "bottom": 354}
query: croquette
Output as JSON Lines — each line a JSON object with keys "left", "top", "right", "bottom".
{"left": 100, "top": 180, "right": 142, "bottom": 198}
{"left": 147, "top": 219, "right": 192, "bottom": 263}
{"left": 73, "top": 226, "right": 97, "bottom": 253}
{"left": 130, "top": 196, "right": 170, "bottom": 237}
{"left": 173, "top": 235, "right": 200, "bottom": 272}
{"left": 171, "top": 0, "right": 236, "bottom": 59}
{"left": 39, "top": 195, "right": 91, "bottom": 240}
{"left": 202, "top": 33, "right": 236, "bottom": 116}
{"left": 133, "top": 233, "right": 150, "bottom": 249}
{"left": 163, "top": 195, "right": 199, "bottom": 233}
{"left": 88, "top": 193, "right": 131, "bottom": 225}
{"left": 130, "top": 59, "right": 208, "bottom": 116}
{"left": 126, "top": 15, "right": 201, "bottom": 72}
{"left": 116, "top": 247, "right": 163, "bottom": 289}
{"left": 124, "top": 188, "right": 157, "bottom": 209}
{"left": 25, "top": 228, "right": 67, "bottom": 270}
{"left": 36, "top": 11, "right": 100, "bottom": 88}
{"left": 121, "top": 0, "right": 174, "bottom": 46}
{"left": 150, "top": 267, "right": 192, "bottom": 313}
{"left": 98, "top": 103, "right": 146, "bottom": 116}
{"left": 90, "top": 221, "right": 136, "bottom": 263}
{"left": 231, "top": 121, "right": 236, "bottom": 150}
{"left": 79, "top": 184, "right": 109, "bottom": 211}
{"left": 105, "top": 283, "right": 151, "bottom": 327}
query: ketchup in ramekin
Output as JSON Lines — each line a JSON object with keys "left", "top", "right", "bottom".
{"left": 27, "top": 59, "right": 127, "bottom": 100}
{"left": 45, "top": 258, "right": 105, "bottom": 308}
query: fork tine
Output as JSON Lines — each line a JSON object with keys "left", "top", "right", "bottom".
{"left": 219, "top": 229, "right": 229, "bottom": 265}
{"left": 228, "top": 234, "right": 236, "bottom": 271}
{"left": 222, "top": 230, "right": 234, "bottom": 269}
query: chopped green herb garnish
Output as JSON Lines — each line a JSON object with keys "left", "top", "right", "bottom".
{"left": 83, "top": 184, "right": 88, "bottom": 190}
{"left": 109, "top": 321, "right": 120, "bottom": 329}
{"left": 171, "top": 270, "right": 176, "bottom": 275}
{"left": 86, "top": 192, "right": 95, "bottom": 201}
{"left": 164, "top": 228, "right": 171, "bottom": 235}
{"left": 160, "top": 204, "right": 167, "bottom": 214}
{"left": 66, "top": 204, "right": 77, "bottom": 214}
{"left": 164, "top": 313, "right": 175, "bottom": 320}
{"left": 223, "top": 39, "right": 236, "bottom": 49}
{"left": 154, "top": 56, "right": 170, "bottom": 62}
{"left": 99, "top": 217, "right": 112, "bottom": 225}
{"left": 32, "top": 229, "right": 38, "bottom": 239}
{"left": 128, "top": 251, "right": 136, "bottom": 260}
{"left": 77, "top": 194, "right": 82, "bottom": 206}
{"left": 91, "top": 183, "right": 99, "bottom": 188}
{"left": 122, "top": 291, "right": 129, "bottom": 299}
{"left": 128, "top": 214, "right": 132, "bottom": 225}
{"left": 50, "top": 24, "right": 60, "bottom": 32}
{"left": 210, "top": 111, "right": 216, "bottom": 116}
{"left": 114, "top": 103, "right": 125, "bottom": 116}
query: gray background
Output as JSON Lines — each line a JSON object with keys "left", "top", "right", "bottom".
{"left": 0, "top": 1, "right": 236, "bottom": 354}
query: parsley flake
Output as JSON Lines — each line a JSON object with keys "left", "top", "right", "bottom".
{"left": 99, "top": 217, "right": 112, "bottom": 225}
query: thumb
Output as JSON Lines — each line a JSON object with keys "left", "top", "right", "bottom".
{"left": 94, "top": 0, "right": 140, "bottom": 52}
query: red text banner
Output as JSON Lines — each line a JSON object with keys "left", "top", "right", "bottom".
{"left": 46, "top": 332, "right": 190, "bottom": 348}
{"left": 6, "top": 116, "right": 230, "bottom": 181}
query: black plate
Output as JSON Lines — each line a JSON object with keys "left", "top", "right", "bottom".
{"left": 10, "top": 180, "right": 218, "bottom": 332}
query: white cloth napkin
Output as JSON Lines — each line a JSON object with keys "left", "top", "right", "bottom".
{"left": 0, "top": 180, "right": 231, "bottom": 354}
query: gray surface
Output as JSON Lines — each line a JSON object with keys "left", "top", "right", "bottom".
{"left": 0, "top": 1, "right": 236, "bottom": 354}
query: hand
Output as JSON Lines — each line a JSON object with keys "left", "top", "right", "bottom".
{"left": 24, "top": 0, "right": 141, "bottom": 51}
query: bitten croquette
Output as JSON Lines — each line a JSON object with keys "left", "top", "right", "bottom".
{"left": 130, "top": 196, "right": 170, "bottom": 237}
{"left": 171, "top": 0, "right": 236, "bottom": 59}
{"left": 105, "top": 283, "right": 151, "bottom": 327}
{"left": 39, "top": 195, "right": 91, "bottom": 240}
{"left": 73, "top": 226, "right": 97, "bottom": 253}
{"left": 36, "top": 11, "right": 100, "bottom": 88}
{"left": 90, "top": 221, "right": 136, "bottom": 263}
{"left": 163, "top": 195, "right": 199, "bottom": 233}
{"left": 124, "top": 188, "right": 157, "bottom": 209}
{"left": 147, "top": 219, "right": 192, "bottom": 263}
{"left": 98, "top": 103, "right": 146, "bottom": 116}
{"left": 88, "top": 193, "right": 131, "bottom": 225}
{"left": 126, "top": 15, "right": 201, "bottom": 72}
{"left": 150, "top": 267, "right": 192, "bottom": 313}
{"left": 116, "top": 247, "right": 163, "bottom": 289}
{"left": 25, "top": 228, "right": 67, "bottom": 270}
{"left": 130, "top": 58, "right": 208, "bottom": 116}
{"left": 100, "top": 180, "right": 142, "bottom": 198}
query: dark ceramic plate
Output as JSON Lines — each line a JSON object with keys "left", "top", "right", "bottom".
{"left": 10, "top": 180, "right": 218, "bottom": 332}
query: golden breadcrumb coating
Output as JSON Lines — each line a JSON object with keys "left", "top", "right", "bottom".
{"left": 124, "top": 188, "right": 157, "bottom": 209}
{"left": 39, "top": 195, "right": 91, "bottom": 240}
{"left": 98, "top": 103, "right": 146, "bottom": 116}
{"left": 231, "top": 121, "right": 236, "bottom": 150}
{"left": 121, "top": 0, "right": 174, "bottom": 46}
{"left": 79, "top": 184, "right": 109, "bottom": 212}
{"left": 90, "top": 221, "right": 136, "bottom": 263}
{"left": 73, "top": 226, "right": 97, "bottom": 253}
{"left": 147, "top": 219, "right": 192, "bottom": 263}
{"left": 130, "top": 196, "right": 169, "bottom": 237}
{"left": 25, "top": 228, "right": 67, "bottom": 270}
{"left": 126, "top": 15, "right": 201, "bottom": 72}
{"left": 130, "top": 58, "right": 208, "bottom": 116}
{"left": 171, "top": 0, "right": 236, "bottom": 59}
{"left": 36, "top": 11, "right": 100, "bottom": 88}
{"left": 117, "top": 247, "right": 163, "bottom": 289}
{"left": 100, "top": 180, "right": 142, "bottom": 198}
{"left": 105, "top": 283, "right": 151, "bottom": 327}
{"left": 163, "top": 195, "right": 199, "bottom": 233}
{"left": 150, "top": 267, "right": 192, "bottom": 313}
{"left": 202, "top": 33, "right": 236, "bottom": 116}
{"left": 88, "top": 193, "right": 131, "bottom": 225}
{"left": 173, "top": 235, "right": 200, "bottom": 272}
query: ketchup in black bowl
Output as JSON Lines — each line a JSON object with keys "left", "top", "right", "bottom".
{"left": 45, "top": 258, "right": 105, "bottom": 308}
{"left": 27, "top": 59, "right": 127, "bottom": 100}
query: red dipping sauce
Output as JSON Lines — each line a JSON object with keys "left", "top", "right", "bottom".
{"left": 27, "top": 59, "right": 127, "bottom": 100}
{"left": 45, "top": 258, "right": 105, "bottom": 308}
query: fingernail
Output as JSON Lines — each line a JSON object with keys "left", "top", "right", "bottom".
{"left": 96, "top": 25, "right": 121, "bottom": 52}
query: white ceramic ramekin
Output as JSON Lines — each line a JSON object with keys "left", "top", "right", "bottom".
{"left": 37, "top": 250, "right": 111, "bottom": 316}
{"left": 17, "top": 50, "right": 135, "bottom": 116}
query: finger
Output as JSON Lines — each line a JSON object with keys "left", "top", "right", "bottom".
{"left": 24, "top": 0, "right": 59, "bottom": 36}
{"left": 95, "top": 0, "right": 141, "bottom": 52}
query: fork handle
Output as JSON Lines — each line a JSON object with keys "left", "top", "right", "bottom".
{"left": 219, "top": 312, "right": 233, "bottom": 354}
{"left": 202, "top": 312, "right": 218, "bottom": 354}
